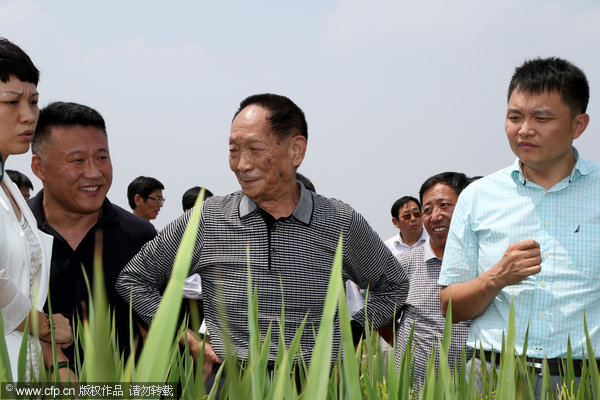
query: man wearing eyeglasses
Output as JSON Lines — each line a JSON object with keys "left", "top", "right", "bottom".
{"left": 384, "top": 196, "right": 428, "bottom": 257}
{"left": 28, "top": 102, "right": 157, "bottom": 364}
{"left": 127, "top": 176, "right": 165, "bottom": 222}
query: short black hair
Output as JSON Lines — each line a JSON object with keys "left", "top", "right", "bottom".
{"left": 33, "top": 102, "right": 107, "bottom": 159}
{"left": 5, "top": 169, "right": 33, "bottom": 190}
{"left": 508, "top": 57, "right": 589, "bottom": 115}
{"left": 182, "top": 186, "right": 214, "bottom": 211}
{"left": 0, "top": 38, "right": 39, "bottom": 85}
{"left": 127, "top": 176, "right": 165, "bottom": 210}
{"left": 233, "top": 93, "right": 308, "bottom": 140}
{"left": 419, "top": 172, "right": 471, "bottom": 204}
{"left": 391, "top": 196, "right": 421, "bottom": 219}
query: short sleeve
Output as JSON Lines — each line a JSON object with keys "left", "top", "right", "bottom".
{"left": 439, "top": 186, "right": 479, "bottom": 286}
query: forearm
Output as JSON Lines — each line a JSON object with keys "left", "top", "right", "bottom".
{"left": 440, "top": 269, "right": 503, "bottom": 323}
{"left": 117, "top": 212, "right": 196, "bottom": 325}
{"left": 41, "top": 340, "right": 70, "bottom": 367}
{"left": 352, "top": 279, "right": 408, "bottom": 330}
{"left": 116, "top": 266, "right": 163, "bottom": 326}
{"left": 42, "top": 342, "right": 78, "bottom": 385}
{"left": 15, "top": 309, "right": 52, "bottom": 340}
{"left": 345, "top": 210, "right": 409, "bottom": 330}
{"left": 441, "top": 240, "right": 542, "bottom": 323}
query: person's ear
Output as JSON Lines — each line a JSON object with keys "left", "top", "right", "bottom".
{"left": 31, "top": 154, "right": 46, "bottom": 180}
{"left": 572, "top": 113, "right": 590, "bottom": 140}
{"left": 290, "top": 135, "right": 307, "bottom": 167}
{"left": 134, "top": 193, "right": 145, "bottom": 209}
{"left": 392, "top": 217, "right": 400, "bottom": 229}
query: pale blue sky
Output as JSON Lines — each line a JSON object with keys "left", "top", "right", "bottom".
{"left": 3, "top": 0, "right": 600, "bottom": 238}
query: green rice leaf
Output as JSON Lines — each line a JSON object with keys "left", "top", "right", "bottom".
{"left": 16, "top": 315, "right": 29, "bottom": 382}
{"left": 0, "top": 308, "right": 13, "bottom": 381}
{"left": 302, "top": 234, "right": 344, "bottom": 400}
{"left": 135, "top": 192, "right": 204, "bottom": 381}
{"left": 337, "top": 264, "right": 362, "bottom": 398}
{"left": 584, "top": 312, "right": 599, "bottom": 398}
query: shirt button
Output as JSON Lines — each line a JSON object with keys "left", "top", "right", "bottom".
{"left": 540, "top": 281, "right": 547, "bottom": 287}
{"left": 538, "top": 313, "right": 544, "bottom": 319}
{"left": 545, "top": 221, "right": 551, "bottom": 226}
{"left": 533, "top": 346, "right": 540, "bottom": 351}
{"left": 543, "top": 251, "right": 549, "bottom": 258}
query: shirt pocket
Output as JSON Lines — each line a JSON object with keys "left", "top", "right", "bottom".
{"left": 566, "top": 222, "right": 600, "bottom": 278}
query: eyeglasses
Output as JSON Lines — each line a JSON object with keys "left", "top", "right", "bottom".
{"left": 399, "top": 211, "right": 422, "bottom": 221}
{"left": 146, "top": 195, "right": 166, "bottom": 204}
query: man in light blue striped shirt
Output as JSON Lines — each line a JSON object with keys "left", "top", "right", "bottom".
{"left": 438, "top": 57, "right": 599, "bottom": 392}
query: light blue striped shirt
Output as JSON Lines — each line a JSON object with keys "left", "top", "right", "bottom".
{"left": 439, "top": 149, "right": 600, "bottom": 359}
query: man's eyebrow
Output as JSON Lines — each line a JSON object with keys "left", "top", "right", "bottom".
{"left": 1, "top": 90, "right": 39, "bottom": 97}
{"left": 229, "top": 137, "right": 263, "bottom": 144}
{"left": 531, "top": 109, "right": 556, "bottom": 116}
{"left": 66, "top": 148, "right": 109, "bottom": 156}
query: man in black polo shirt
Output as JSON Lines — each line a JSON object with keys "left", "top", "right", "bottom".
{"left": 28, "top": 101, "right": 157, "bottom": 364}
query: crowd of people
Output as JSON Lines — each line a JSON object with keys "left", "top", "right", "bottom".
{"left": 1, "top": 37, "right": 599, "bottom": 397}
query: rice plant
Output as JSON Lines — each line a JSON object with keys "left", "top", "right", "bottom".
{"left": 1, "top": 193, "right": 598, "bottom": 399}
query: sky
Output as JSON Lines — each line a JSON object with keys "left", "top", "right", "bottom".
{"left": 2, "top": 0, "right": 600, "bottom": 239}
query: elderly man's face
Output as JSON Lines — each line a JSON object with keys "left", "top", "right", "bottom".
{"left": 229, "top": 105, "right": 304, "bottom": 205}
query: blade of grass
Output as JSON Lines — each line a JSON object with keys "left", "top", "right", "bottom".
{"left": 83, "top": 230, "right": 118, "bottom": 381}
{"left": 0, "top": 308, "right": 13, "bottom": 381}
{"left": 16, "top": 316, "right": 29, "bottom": 382}
{"left": 496, "top": 299, "right": 516, "bottom": 400}
{"left": 302, "top": 234, "right": 344, "bottom": 400}
{"left": 135, "top": 194, "right": 204, "bottom": 381}
{"left": 584, "top": 313, "right": 599, "bottom": 398}
{"left": 337, "top": 268, "right": 362, "bottom": 399}
{"left": 245, "top": 246, "right": 266, "bottom": 400}
{"left": 436, "top": 299, "right": 456, "bottom": 400}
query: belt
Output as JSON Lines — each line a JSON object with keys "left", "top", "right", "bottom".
{"left": 481, "top": 350, "right": 600, "bottom": 377}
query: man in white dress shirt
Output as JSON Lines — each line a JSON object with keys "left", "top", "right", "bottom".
{"left": 384, "top": 196, "right": 428, "bottom": 257}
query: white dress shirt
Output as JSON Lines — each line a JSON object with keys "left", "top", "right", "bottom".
{"left": 384, "top": 228, "right": 428, "bottom": 257}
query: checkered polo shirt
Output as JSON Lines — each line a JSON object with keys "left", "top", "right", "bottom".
{"left": 396, "top": 240, "right": 471, "bottom": 386}
{"left": 117, "top": 185, "right": 408, "bottom": 364}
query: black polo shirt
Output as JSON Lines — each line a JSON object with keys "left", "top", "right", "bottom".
{"left": 28, "top": 191, "right": 157, "bottom": 361}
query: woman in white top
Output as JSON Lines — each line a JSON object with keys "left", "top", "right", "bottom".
{"left": 0, "top": 38, "right": 72, "bottom": 382}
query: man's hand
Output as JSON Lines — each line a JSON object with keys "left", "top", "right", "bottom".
{"left": 49, "top": 313, "right": 74, "bottom": 347}
{"left": 180, "top": 330, "right": 222, "bottom": 380}
{"left": 491, "top": 239, "right": 542, "bottom": 287}
{"left": 441, "top": 239, "right": 542, "bottom": 323}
